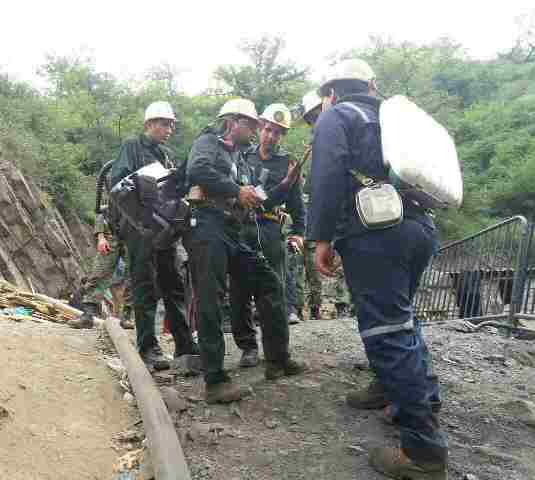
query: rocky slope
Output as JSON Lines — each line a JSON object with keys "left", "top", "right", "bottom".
{"left": 0, "top": 159, "right": 93, "bottom": 298}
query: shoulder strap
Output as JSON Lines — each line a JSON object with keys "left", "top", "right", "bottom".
{"left": 339, "top": 101, "right": 371, "bottom": 123}
{"left": 337, "top": 102, "right": 378, "bottom": 187}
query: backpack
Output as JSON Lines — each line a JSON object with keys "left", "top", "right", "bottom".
{"left": 379, "top": 95, "right": 463, "bottom": 209}
{"left": 109, "top": 158, "right": 190, "bottom": 249}
{"left": 343, "top": 96, "right": 463, "bottom": 210}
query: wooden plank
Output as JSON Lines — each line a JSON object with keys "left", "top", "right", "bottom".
{"left": 104, "top": 316, "right": 191, "bottom": 480}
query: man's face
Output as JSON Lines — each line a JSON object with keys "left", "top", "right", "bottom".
{"left": 259, "top": 121, "right": 285, "bottom": 152}
{"left": 234, "top": 116, "right": 258, "bottom": 146}
{"left": 145, "top": 118, "right": 176, "bottom": 144}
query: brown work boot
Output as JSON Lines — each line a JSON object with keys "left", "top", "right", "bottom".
{"left": 205, "top": 380, "right": 250, "bottom": 404}
{"left": 265, "top": 359, "right": 307, "bottom": 381}
{"left": 346, "top": 379, "right": 388, "bottom": 410}
{"left": 369, "top": 447, "right": 447, "bottom": 480}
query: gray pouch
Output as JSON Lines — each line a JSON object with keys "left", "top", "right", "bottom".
{"left": 355, "top": 183, "right": 403, "bottom": 230}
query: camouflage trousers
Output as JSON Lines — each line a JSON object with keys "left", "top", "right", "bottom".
{"left": 322, "top": 258, "right": 352, "bottom": 308}
{"left": 286, "top": 241, "right": 322, "bottom": 313}
{"left": 334, "top": 268, "right": 352, "bottom": 306}
{"left": 83, "top": 236, "right": 131, "bottom": 313}
{"left": 304, "top": 241, "right": 322, "bottom": 309}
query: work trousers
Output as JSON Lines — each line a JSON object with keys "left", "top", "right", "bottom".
{"left": 336, "top": 219, "right": 448, "bottom": 464}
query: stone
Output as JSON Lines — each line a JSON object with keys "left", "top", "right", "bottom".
{"left": 160, "top": 386, "right": 188, "bottom": 413}
{"left": 473, "top": 445, "right": 520, "bottom": 463}
{"left": 230, "top": 402, "right": 244, "bottom": 420}
{"left": 187, "top": 422, "right": 226, "bottom": 444}
{"left": 463, "top": 474, "right": 479, "bottom": 480}
{"left": 123, "top": 392, "right": 136, "bottom": 405}
{"left": 507, "top": 344, "right": 535, "bottom": 368}
{"left": 0, "top": 404, "right": 11, "bottom": 429}
{"left": 348, "top": 445, "right": 366, "bottom": 455}
{"left": 501, "top": 399, "right": 535, "bottom": 428}
{"left": 264, "top": 418, "right": 279, "bottom": 429}
{"left": 484, "top": 354, "right": 505, "bottom": 363}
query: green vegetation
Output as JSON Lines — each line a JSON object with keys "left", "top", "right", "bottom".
{"left": 1, "top": 24, "right": 535, "bottom": 240}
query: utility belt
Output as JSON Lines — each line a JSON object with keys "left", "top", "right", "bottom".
{"left": 257, "top": 206, "right": 291, "bottom": 226}
{"left": 187, "top": 186, "right": 289, "bottom": 226}
{"left": 187, "top": 185, "right": 250, "bottom": 224}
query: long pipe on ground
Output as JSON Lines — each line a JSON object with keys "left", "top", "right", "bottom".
{"left": 104, "top": 316, "right": 191, "bottom": 480}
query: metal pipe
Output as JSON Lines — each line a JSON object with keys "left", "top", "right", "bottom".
{"left": 104, "top": 316, "right": 191, "bottom": 480}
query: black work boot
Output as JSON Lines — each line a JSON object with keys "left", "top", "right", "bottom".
{"left": 239, "top": 349, "right": 259, "bottom": 368}
{"left": 71, "top": 303, "right": 98, "bottom": 329}
{"left": 346, "top": 378, "right": 388, "bottom": 409}
{"left": 310, "top": 305, "right": 320, "bottom": 320}
{"left": 205, "top": 380, "right": 251, "bottom": 404}
{"left": 140, "top": 343, "right": 170, "bottom": 371}
{"left": 173, "top": 337, "right": 200, "bottom": 358}
{"left": 265, "top": 359, "right": 307, "bottom": 381}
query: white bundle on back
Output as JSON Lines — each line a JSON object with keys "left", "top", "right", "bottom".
{"left": 380, "top": 95, "right": 463, "bottom": 209}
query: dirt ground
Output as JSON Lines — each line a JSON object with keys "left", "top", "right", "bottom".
{"left": 153, "top": 318, "right": 535, "bottom": 480}
{"left": 2, "top": 316, "right": 535, "bottom": 480}
{"left": 0, "top": 320, "right": 135, "bottom": 480}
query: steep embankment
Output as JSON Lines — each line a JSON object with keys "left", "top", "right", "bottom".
{"left": 0, "top": 159, "right": 93, "bottom": 298}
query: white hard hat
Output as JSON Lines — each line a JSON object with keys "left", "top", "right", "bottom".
{"left": 260, "top": 103, "right": 292, "bottom": 130}
{"left": 320, "top": 59, "right": 376, "bottom": 91}
{"left": 144, "top": 101, "right": 176, "bottom": 122}
{"left": 218, "top": 98, "right": 259, "bottom": 122}
{"left": 302, "top": 90, "right": 322, "bottom": 118}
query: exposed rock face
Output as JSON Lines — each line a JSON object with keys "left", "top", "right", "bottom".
{"left": 0, "top": 161, "right": 93, "bottom": 298}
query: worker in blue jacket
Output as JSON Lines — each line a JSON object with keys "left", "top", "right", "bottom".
{"left": 307, "top": 58, "right": 448, "bottom": 480}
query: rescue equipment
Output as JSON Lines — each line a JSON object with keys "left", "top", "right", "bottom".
{"left": 380, "top": 95, "right": 463, "bottom": 209}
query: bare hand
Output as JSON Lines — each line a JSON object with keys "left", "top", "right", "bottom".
{"left": 238, "top": 186, "right": 262, "bottom": 209}
{"left": 282, "top": 160, "right": 302, "bottom": 188}
{"left": 315, "top": 241, "right": 336, "bottom": 277}
{"left": 288, "top": 235, "right": 304, "bottom": 253}
{"left": 97, "top": 235, "right": 111, "bottom": 256}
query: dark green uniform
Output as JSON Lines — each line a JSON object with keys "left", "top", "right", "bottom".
{"left": 230, "top": 146, "right": 305, "bottom": 349}
{"left": 183, "top": 131, "right": 290, "bottom": 385}
{"left": 110, "top": 134, "right": 195, "bottom": 355}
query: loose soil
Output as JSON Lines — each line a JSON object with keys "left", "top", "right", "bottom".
{"left": 0, "top": 320, "right": 135, "bottom": 480}
{"left": 157, "top": 319, "right": 535, "bottom": 480}
{"left": 2, "top": 316, "right": 535, "bottom": 480}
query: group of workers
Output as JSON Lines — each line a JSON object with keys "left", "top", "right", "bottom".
{"left": 73, "top": 58, "right": 449, "bottom": 479}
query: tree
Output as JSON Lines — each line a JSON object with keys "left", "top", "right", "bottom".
{"left": 500, "top": 11, "right": 535, "bottom": 64}
{"left": 214, "top": 35, "right": 311, "bottom": 112}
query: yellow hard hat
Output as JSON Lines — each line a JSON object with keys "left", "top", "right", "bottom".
{"left": 260, "top": 103, "right": 292, "bottom": 130}
{"left": 218, "top": 98, "right": 259, "bottom": 122}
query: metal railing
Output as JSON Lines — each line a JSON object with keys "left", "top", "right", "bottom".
{"left": 415, "top": 216, "right": 530, "bottom": 326}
